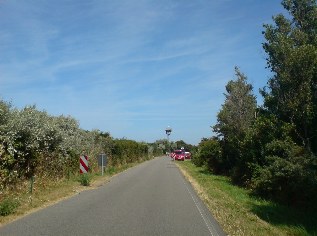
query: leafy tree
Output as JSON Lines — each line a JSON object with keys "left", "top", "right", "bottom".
{"left": 262, "top": 0, "right": 317, "bottom": 154}
{"left": 213, "top": 67, "right": 257, "bottom": 181}
{"left": 174, "top": 140, "right": 195, "bottom": 152}
{"left": 0, "top": 100, "right": 11, "bottom": 127}
{"left": 248, "top": 0, "right": 317, "bottom": 205}
{"left": 214, "top": 67, "right": 257, "bottom": 139}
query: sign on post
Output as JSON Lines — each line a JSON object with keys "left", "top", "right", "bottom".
{"left": 98, "top": 154, "right": 107, "bottom": 176}
{"left": 80, "top": 155, "right": 89, "bottom": 174}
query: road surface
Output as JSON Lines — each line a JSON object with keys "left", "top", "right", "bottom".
{"left": 0, "top": 157, "right": 226, "bottom": 236}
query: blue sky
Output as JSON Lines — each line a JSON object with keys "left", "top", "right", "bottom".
{"left": 0, "top": 0, "right": 283, "bottom": 145}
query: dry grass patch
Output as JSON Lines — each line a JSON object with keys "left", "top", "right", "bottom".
{"left": 0, "top": 175, "right": 106, "bottom": 226}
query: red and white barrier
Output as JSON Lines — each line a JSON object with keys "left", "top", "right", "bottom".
{"left": 170, "top": 152, "right": 175, "bottom": 160}
{"left": 80, "top": 155, "right": 89, "bottom": 174}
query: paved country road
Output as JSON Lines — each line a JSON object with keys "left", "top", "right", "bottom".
{"left": 0, "top": 157, "right": 226, "bottom": 236}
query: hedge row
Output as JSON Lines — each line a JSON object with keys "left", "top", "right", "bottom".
{"left": 0, "top": 100, "right": 161, "bottom": 190}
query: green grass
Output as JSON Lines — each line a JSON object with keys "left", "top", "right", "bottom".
{"left": 177, "top": 161, "right": 317, "bottom": 236}
{"left": 0, "top": 198, "right": 20, "bottom": 216}
{"left": 78, "top": 173, "right": 91, "bottom": 186}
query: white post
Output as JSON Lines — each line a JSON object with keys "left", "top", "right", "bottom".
{"left": 101, "top": 154, "right": 104, "bottom": 176}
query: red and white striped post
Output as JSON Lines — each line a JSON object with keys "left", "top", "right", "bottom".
{"left": 80, "top": 155, "right": 89, "bottom": 174}
{"left": 171, "top": 152, "right": 175, "bottom": 161}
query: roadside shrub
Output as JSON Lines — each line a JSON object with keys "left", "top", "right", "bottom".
{"left": 251, "top": 140, "right": 317, "bottom": 206}
{"left": 192, "top": 153, "right": 206, "bottom": 167}
{"left": 0, "top": 198, "right": 20, "bottom": 216}
{"left": 79, "top": 173, "right": 91, "bottom": 186}
{"left": 231, "top": 114, "right": 296, "bottom": 187}
{"left": 110, "top": 139, "right": 149, "bottom": 166}
{"left": 205, "top": 140, "right": 224, "bottom": 174}
{"left": 0, "top": 98, "right": 158, "bottom": 191}
{"left": 194, "top": 138, "right": 224, "bottom": 174}
{"left": 106, "top": 166, "right": 116, "bottom": 175}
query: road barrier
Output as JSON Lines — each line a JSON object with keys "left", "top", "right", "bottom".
{"left": 170, "top": 152, "right": 175, "bottom": 161}
{"left": 80, "top": 155, "right": 89, "bottom": 174}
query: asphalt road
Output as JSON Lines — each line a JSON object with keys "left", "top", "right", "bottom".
{"left": 0, "top": 157, "right": 226, "bottom": 236}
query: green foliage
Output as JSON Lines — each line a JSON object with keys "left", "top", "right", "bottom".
{"left": 0, "top": 198, "right": 20, "bottom": 216}
{"left": 174, "top": 140, "right": 195, "bottom": 152}
{"left": 262, "top": 0, "right": 317, "bottom": 154}
{"left": 214, "top": 67, "right": 257, "bottom": 139}
{"left": 0, "top": 100, "right": 11, "bottom": 126}
{"left": 235, "top": 113, "right": 294, "bottom": 186}
{"left": 0, "top": 99, "right": 159, "bottom": 191}
{"left": 105, "top": 166, "right": 117, "bottom": 175}
{"left": 194, "top": 138, "right": 224, "bottom": 174}
{"left": 0, "top": 105, "right": 84, "bottom": 181}
{"left": 154, "top": 139, "right": 196, "bottom": 155}
{"left": 249, "top": 137, "right": 317, "bottom": 206}
{"left": 247, "top": 0, "right": 317, "bottom": 206}
{"left": 192, "top": 146, "right": 207, "bottom": 167}
{"left": 198, "top": 0, "right": 317, "bottom": 207}
{"left": 110, "top": 139, "right": 149, "bottom": 166}
{"left": 252, "top": 154, "right": 317, "bottom": 206}
{"left": 79, "top": 173, "right": 91, "bottom": 186}
{"left": 179, "top": 161, "right": 317, "bottom": 235}
{"left": 212, "top": 67, "right": 257, "bottom": 182}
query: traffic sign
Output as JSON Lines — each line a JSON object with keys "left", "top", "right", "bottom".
{"left": 80, "top": 155, "right": 89, "bottom": 174}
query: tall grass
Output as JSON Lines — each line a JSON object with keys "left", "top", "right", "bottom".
{"left": 0, "top": 198, "right": 20, "bottom": 216}
{"left": 177, "top": 161, "right": 317, "bottom": 236}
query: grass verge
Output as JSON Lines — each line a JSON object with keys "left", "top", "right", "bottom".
{"left": 0, "top": 160, "right": 149, "bottom": 226}
{"left": 176, "top": 161, "right": 317, "bottom": 236}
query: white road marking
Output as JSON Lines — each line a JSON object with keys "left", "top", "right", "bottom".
{"left": 181, "top": 173, "right": 220, "bottom": 236}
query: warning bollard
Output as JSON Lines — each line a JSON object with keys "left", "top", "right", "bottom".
{"left": 80, "top": 155, "right": 89, "bottom": 174}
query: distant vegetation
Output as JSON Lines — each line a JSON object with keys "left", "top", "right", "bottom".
{"left": 0, "top": 102, "right": 167, "bottom": 192}
{"left": 0, "top": 98, "right": 195, "bottom": 197}
{"left": 193, "top": 0, "right": 317, "bottom": 208}
{"left": 1, "top": 0, "right": 316, "bottom": 227}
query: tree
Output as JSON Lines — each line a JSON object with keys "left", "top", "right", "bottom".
{"left": 262, "top": 0, "right": 317, "bottom": 154}
{"left": 213, "top": 67, "right": 257, "bottom": 180}
{"left": 214, "top": 67, "right": 257, "bottom": 139}
{"left": 248, "top": 0, "right": 317, "bottom": 205}
{"left": 0, "top": 99, "right": 11, "bottom": 127}
{"left": 174, "top": 140, "right": 194, "bottom": 152}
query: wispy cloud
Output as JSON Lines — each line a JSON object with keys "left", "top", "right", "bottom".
{"left": 0, "top": 0, "right": 282, "bottom": 144}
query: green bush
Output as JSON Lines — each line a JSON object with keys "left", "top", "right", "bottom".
{"left": 0, "top": 198, "right": 20, "bottom": 216}
{"left": 251, "top": 140, "right": 317, "bottom": 206}
{"left": 193, "top": 138, "right": 224, "bottom": 174}
{"left": 110, "top": 139, "right": 149, "bottom": 166}
{"left": 230, "top": 114, "right": 296, "bottom": 187}
{"left": 105, "top": 166, "right": 116, "bottom": 175}
{"left": 79, "top": 173, "right": 91, "bottom": 186}
{"left": 192, "top": 153, "right": 206, "bottom": 167}
{"left": 0, "top": 97, "right": 172, "bottom": 191}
